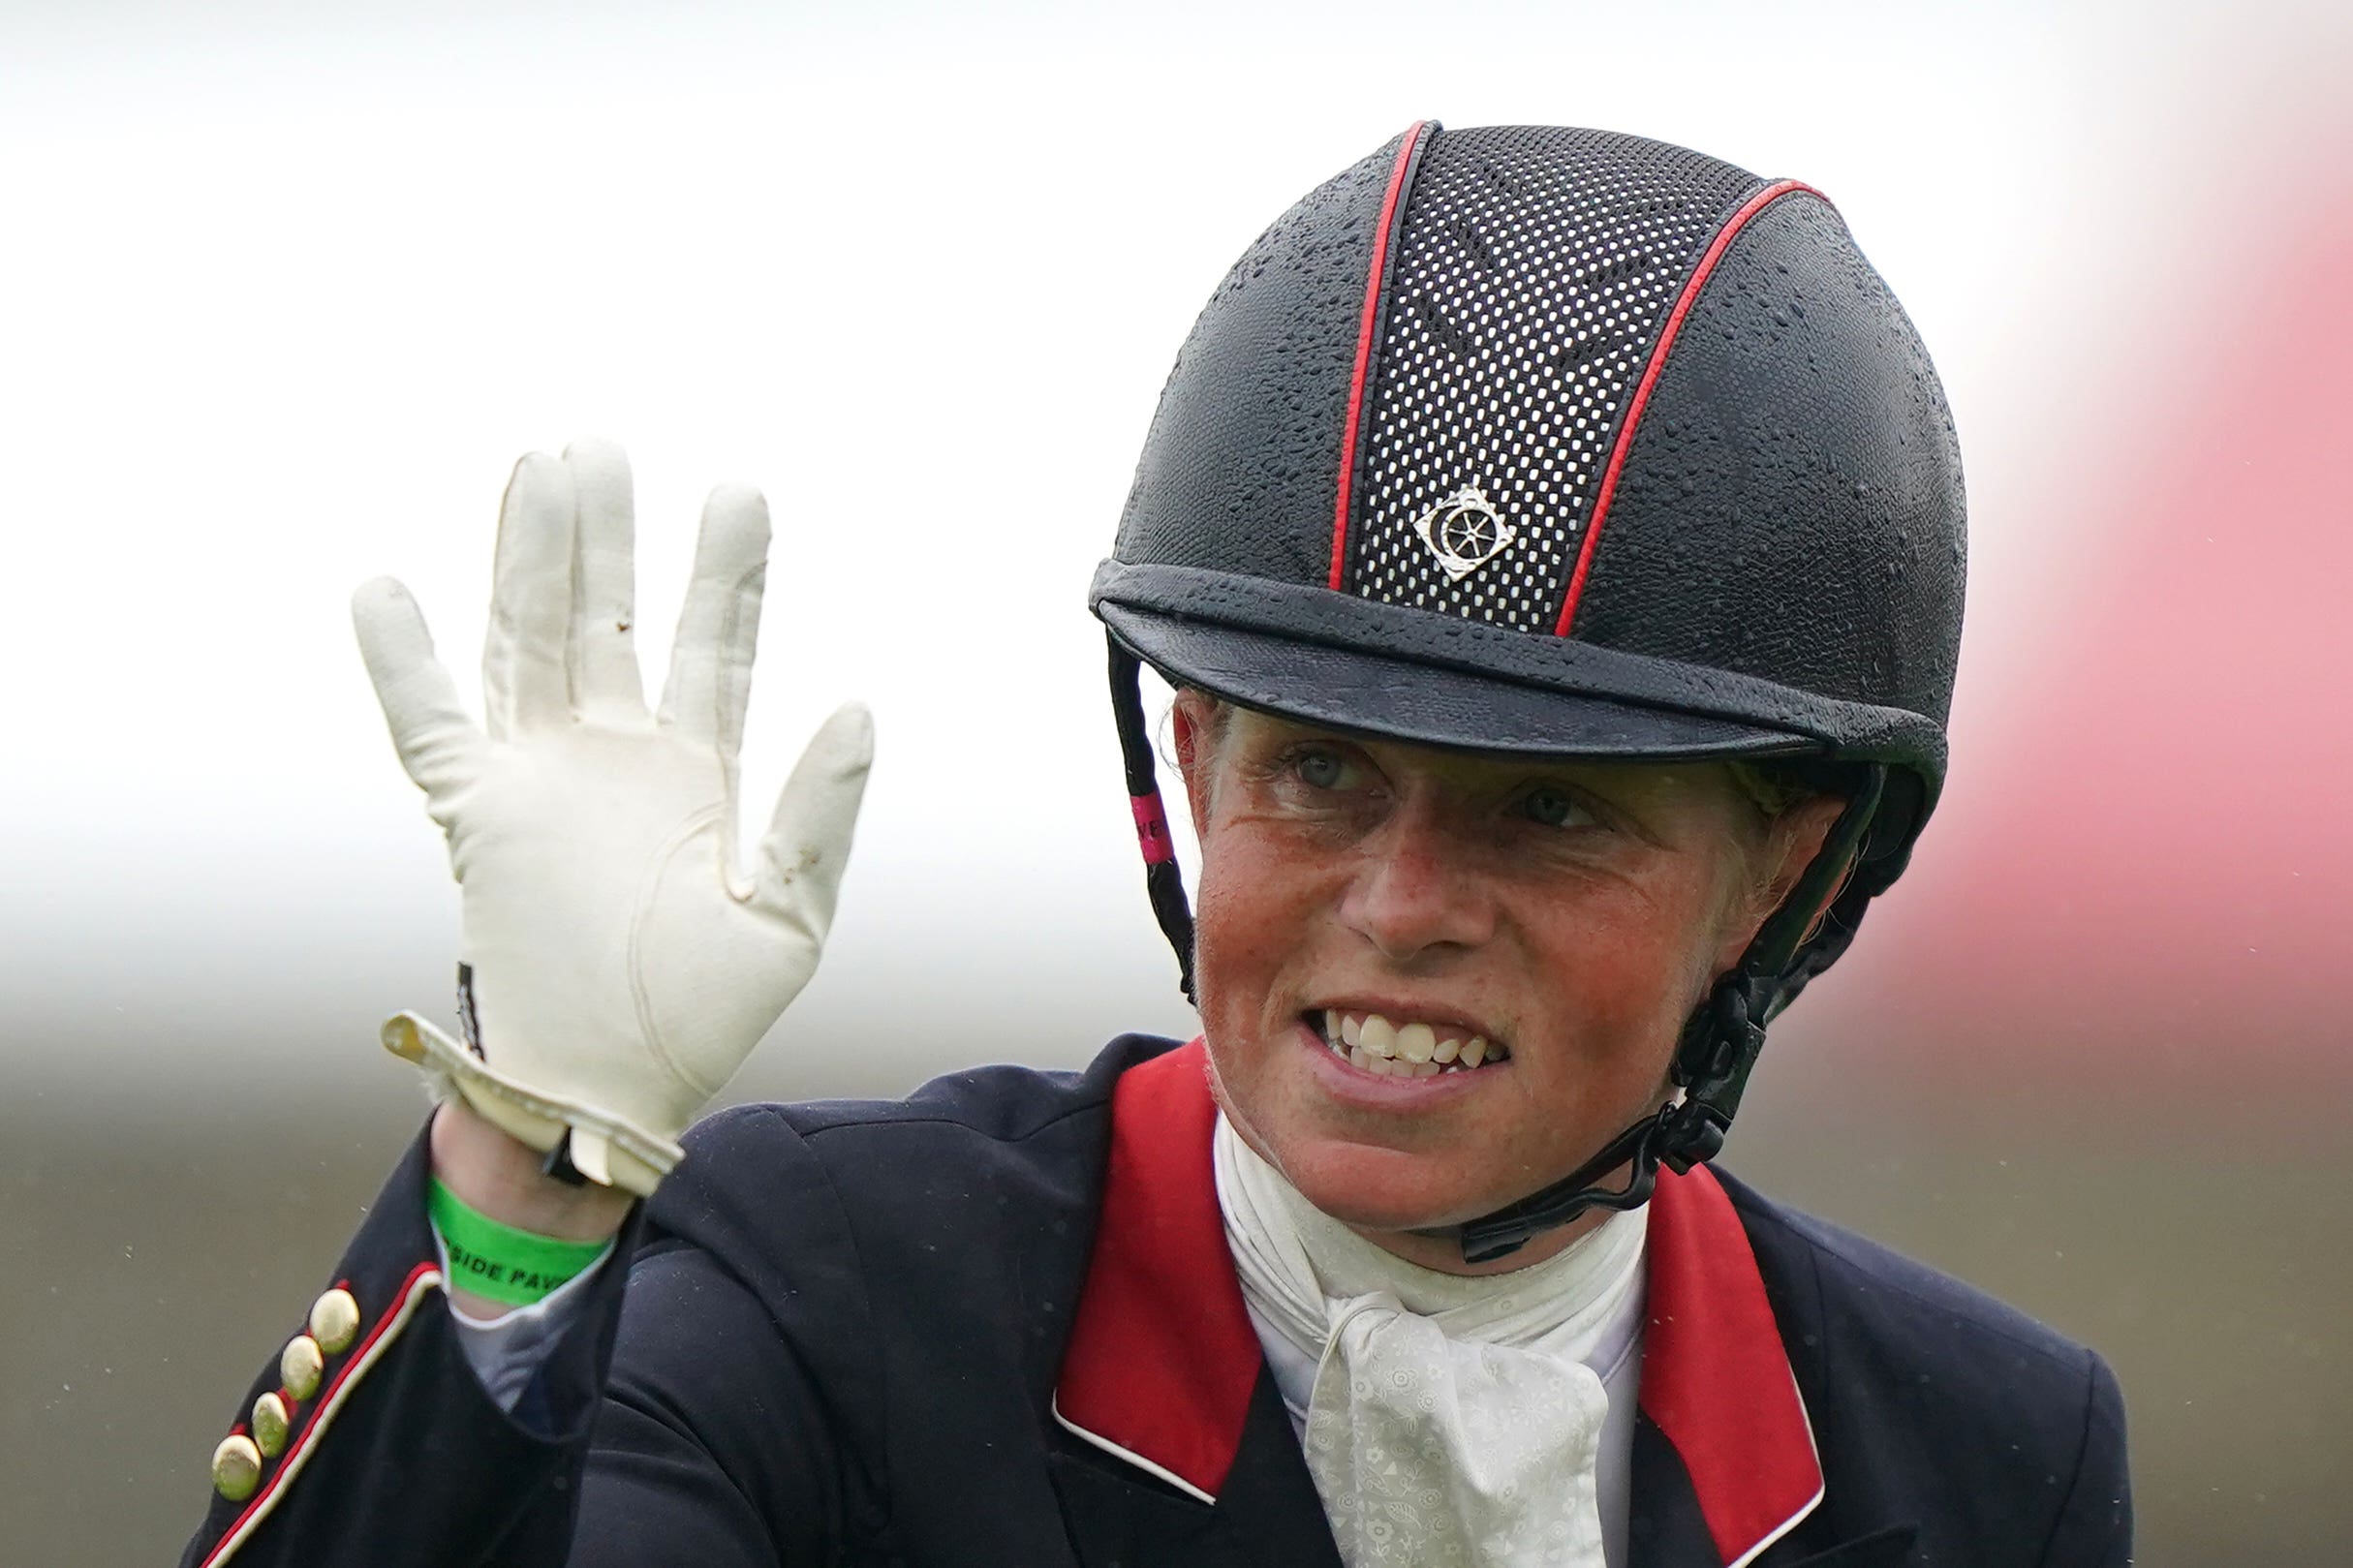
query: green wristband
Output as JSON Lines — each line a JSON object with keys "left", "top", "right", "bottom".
{"left": 427, "top": 1177, "right": 613, "bottom": 1307}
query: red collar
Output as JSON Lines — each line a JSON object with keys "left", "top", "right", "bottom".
{"left": 1052, "top": 1040, "right": 1822, "bottom": 1562}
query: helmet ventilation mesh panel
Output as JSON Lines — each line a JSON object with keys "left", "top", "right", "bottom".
{"left": 1346, "top": 126, "right": 1756, "bottom": 630}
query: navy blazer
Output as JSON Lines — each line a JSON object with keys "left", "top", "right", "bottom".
{"left": 180, "top": 1035, "right": 2130, "bottom": 1567}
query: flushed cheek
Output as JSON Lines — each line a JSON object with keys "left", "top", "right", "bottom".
{"left": 1528, "top": 884, "right": 1716, "bottom": 1038}
{"left": 1190, "top": 959, "right": 1296, "bottom": 1122}
{"left": 1540, "top": 954, "right": 1687, "bottom": 1071}
{"left": 1512, "top": 995, "right": 1687, "bottom": 1156}
{"left": 1192, "top": 842, "right": 1338, "bottom": 1017}
{"left": 1493, "top": 924, "right": 1702, "bottom": 1149}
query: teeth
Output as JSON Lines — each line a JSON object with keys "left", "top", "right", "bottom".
{"left": 1320, "top": 1010, "right": 1510, "bottom": 1078}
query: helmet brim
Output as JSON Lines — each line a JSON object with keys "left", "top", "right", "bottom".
{"left": 1100, "top": 603, "right": 1821, "bottom": 761}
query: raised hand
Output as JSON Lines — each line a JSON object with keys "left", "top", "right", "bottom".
{"left": 353, "top": 439, "right": 872, "bottom": 1195}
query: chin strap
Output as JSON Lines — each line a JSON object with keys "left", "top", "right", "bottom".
{"left": 1105, "top": 636, "right": 1889, "bottom": 1265}
{"left": 1452, "top": 762, "right": 1887, "bottom": 1263}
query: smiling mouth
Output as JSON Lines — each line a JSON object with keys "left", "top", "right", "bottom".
{"left": 1307, "top": 1009, "right": 1512, "bottom": 1079}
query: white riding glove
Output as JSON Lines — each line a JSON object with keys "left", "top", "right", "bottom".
{"left": 353, "top": 439, "right": 872, "bottom": 1196}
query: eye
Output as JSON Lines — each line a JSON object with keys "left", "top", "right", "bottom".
{"left": 1295, "top": 748, "right": 1347, "bottom": 789}
{"left": 1519, "top": 784, "right": 1594, "bottom": 829}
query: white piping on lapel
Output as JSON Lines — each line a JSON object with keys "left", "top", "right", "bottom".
{"left": 1051, "top": 1391, "right": 1220, "bottom": 1506}
{"left": 1725, "top": 1367, "right": 1826, "bottom": 1568}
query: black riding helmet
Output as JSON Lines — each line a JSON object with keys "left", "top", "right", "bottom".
{"left": 1090, "top": 122, "right": 1966, "bottom": 1262}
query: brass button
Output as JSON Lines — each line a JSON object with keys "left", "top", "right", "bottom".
{"left": 309, "top": 1287, "right": 360, "bottom": 1355}
{"left": 211, "top": 1433, "right": 263, "bottom": 1502}
{"left": 251, "top": 1391, "right": 291, "bottom": 1458}
{"left": 279, "top": 1335, "right": 325, "bottom": 1401}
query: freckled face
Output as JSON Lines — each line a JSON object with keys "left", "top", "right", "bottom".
{"left": 1180, "top": 703, "right": 1780, "bottom": 1245}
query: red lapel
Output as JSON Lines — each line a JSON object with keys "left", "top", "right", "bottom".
{"left": 1053, "top": 1040, "right": 1261, "bottom": 1503}
{"left": 1053, "top": 1039, "right": 1825, "bottom": 1564}
{"left": 1639, "top": 1162, "right": 1825, "bottom": 1564}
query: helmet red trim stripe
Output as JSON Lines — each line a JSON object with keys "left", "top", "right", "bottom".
{"left": 1553, "top": 179, "right": 1826, "bottom": 635}
{"left": 1326, "top": 120, "right": 1432, "bottom": 591}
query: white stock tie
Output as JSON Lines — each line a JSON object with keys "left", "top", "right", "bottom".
{"left": 1214, "top": 1115, "right": 1646, "bottom": 1568}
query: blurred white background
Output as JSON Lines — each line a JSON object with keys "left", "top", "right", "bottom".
{"left": 4, "top": 1, "right": 2347, "bottom": 1557}
{"left": 0, "top": 0, "right": 2240, "bottom": 1102}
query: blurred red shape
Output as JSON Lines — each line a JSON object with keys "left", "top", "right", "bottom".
{"left": 1821, "top": 173, "right": 2353, "bottom": 1101}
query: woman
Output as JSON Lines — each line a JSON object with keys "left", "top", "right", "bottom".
{"left": 181, "top": 122, "right": 2131, "bottom": 1567}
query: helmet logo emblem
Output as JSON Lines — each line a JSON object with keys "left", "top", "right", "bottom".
{"left": 1411, "top": 483, "right": 1518, "bottom": 581}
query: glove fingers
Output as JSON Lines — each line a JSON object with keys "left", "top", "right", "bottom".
{"left": 563, "top": 437, "right": 648, "bottom": 722}
{"left": 352, "top": 576, "right": 487, "bottom": 802}
{"left": 751, "top": 701, "right": 873, "bottom": 930}
{"left": 482, "top": 451, "right": 577, "bottom": 739}
{"left": 657, "top": 482, "right": 769, "bottom": 755}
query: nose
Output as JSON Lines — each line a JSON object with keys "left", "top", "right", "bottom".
{"left": 1337, "top": 796, "right": 1496, "bottom": 964}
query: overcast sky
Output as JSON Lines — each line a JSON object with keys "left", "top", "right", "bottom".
{"left": 4, "top": 0, "right": 2343, "bottom": 1106}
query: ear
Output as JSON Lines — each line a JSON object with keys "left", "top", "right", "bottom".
{"left": 1169, "top": 691, "right": 1219, "bottom": 840}
{"left": 1711, "top": 793, "right": 1848, "bottom": 975}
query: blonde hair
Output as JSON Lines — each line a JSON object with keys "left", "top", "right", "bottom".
{"left": 1726, "top": 759, "right": 1821, "bottom": 823}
